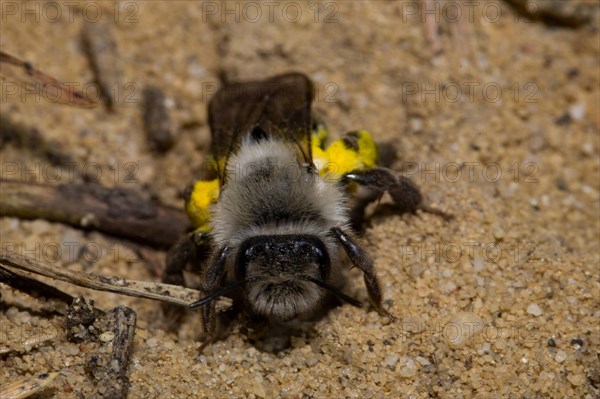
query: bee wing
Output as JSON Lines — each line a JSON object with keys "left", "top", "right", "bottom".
{"left": 0, "top": 50, "right": 98, "bottom": 108}
{"left": 208, "top": 73, "right": 314, "bottom": 185}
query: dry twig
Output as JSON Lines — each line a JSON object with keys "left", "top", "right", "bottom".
{"left": 0, "top": 264, "right": 74, "bottom": 304}
{"left": 88, "top": 306, "right": 137, "bottom": 399}
{"left": 0, "top": 180, "right": 188, "bottom": 248}
{"left": 0, "top": 50, "right": 97, "bottom": 108}
{"left": 0, "top": 372, "right": 59, "bottom": 399}
{"left": 0, "top": 251, "right": 231, "bottom": 311}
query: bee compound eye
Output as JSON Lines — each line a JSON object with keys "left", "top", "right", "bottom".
{"left": 311, "top": 244, "right": 325, "bottom": 262}
{"left": 237, "top": 236, "right": 330, "bottom": 280}
{"left": 300, "top": 239, "right": 330, "bottom": 280}
{"left": 236, "top": 242, "right": 256, "bottom": 281}
{"left": 243, "top": 241, "right": 267, "bottom": 260}
{"left": 236, "top": 238, "right": 271, "bottom": 280}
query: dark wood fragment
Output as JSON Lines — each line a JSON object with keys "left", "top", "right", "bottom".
{"left": 82, "top": 19, "right": 121, "bottom": 109}
{"left": 88, "top": 306, "right": 137, "bottom": 399}
{"left": 0, "top": 180, "right": 188, "bottom": 248}
{"left": 504, "top": 0, "right": 592, "bottom": 27}
{"left": 142, "top": 85, "right": 175, "bottom": 152}
{"left": 65, "top": 295, "right": 103, "bottom": 342}
{"left": 0, "top": 115, "right": 76, "bottom": 164}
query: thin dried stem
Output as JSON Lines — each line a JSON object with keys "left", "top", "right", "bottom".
{"left": 0, "top": 372, "right": 59, "bottom": 399}
{"left": 0, "top": 251, "right": 231, "bottom": 311}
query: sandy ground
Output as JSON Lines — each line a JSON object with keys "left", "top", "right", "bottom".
{"left": 1, "top": 1, "right": 599, "bottom": 398}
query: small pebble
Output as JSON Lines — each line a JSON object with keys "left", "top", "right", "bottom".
{"left": 410, "top": 117, "right": 423, "bottom": 132}
{"left": 100, "top": 331, "right": 115, "bottom": 342}
{"left": 529, "top": 198, "right": 539, "bottom": 209}
{"left": 493, "top": 226, "right": 505, "bottom": 240}
{"left": 568, "top": 103, "right": 585, "bottom": 121}
{"left": 251, "top": 380, "right": 266, "bottom": 398}
{"left": 582, "top": 142, "right": 594, "bottom": 156}
{"left": 439, "top": 280, "right": 457, "bottom": 294}
{"left": 397, "top": 357, "right": 417, "bottom": 377}
{"left": 110, "top": 359, "right": 120, "bottom": 372}
{"left": 555, "top": 350, "right": 567, "bottom": 363}
{"left": 495, "top": 340, "right": 508, "bottom": 351}
{"left": 527, "top": 303, "right": 543, "bottom": 316}
{"left": 570, "top": 338, "right": 584, "bottom": 349}
{"left": 306, "top": 357, "right": 318, "bottom": 367}
{"left": 385, "top": 354, "right": 399, "bottom": 368}
{"left": 416, "top": 356, "right": 430, "bottom": 366}
{"left": 567, "top": 373, "right": 585, "bottom": 386}
{"left": 65, "top": 345, "right": 80, "bottom": 356}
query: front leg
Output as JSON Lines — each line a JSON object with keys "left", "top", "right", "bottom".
{"left": 161, "top": 231, "right": 213, "bottom": 326}
{"left": 330, "top": 227, "right": 395, "bottom": 321}
{"left": 343, "top": 168, "right": 452, "bottom": 220}
{"left": 193, "top": 245, "right": 230, "bottom": 342}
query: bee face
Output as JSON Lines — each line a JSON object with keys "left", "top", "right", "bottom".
{"left": 235, "top": 235, "right": 330, "bottom": 321}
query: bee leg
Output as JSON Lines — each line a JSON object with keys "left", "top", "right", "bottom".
{"left": 162, "top": 232, "right": 212, "bottom": 327}
{"left": 330, "top": 227, "right": 396, "bottom": 322}
{"left": 200, "top": 246, "right": 230, "bottom": 293}
{"left": 343, "top": 168, "right": 452, "bottom": 220}
{"left": 161, "top": 235, "right": 194, "bottom": 327}
{"left": 348, "top": 189, "right": 382, "bottom": 232}
{"left": 198, "top": 304, "right": 215, "bottom": 351}
{"left": 197, "top": 246, "right": 230, "bottom": 344}
{"left": 374, "top": 140, "right": 398, "bottom": 169}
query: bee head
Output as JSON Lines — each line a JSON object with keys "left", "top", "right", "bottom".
{"left": 235, "top": 234, "right": 330, "bottom": 321}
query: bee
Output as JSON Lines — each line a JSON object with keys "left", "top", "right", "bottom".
{"left": 165, "top": 72, "right": 448, "bottom": 346}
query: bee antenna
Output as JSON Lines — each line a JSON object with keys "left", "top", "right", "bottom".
{"left": 189, "top": 280, "right": 247, "bottom": 309}
{"left": 303, "top": 276, "right": 363, "bottom": 308}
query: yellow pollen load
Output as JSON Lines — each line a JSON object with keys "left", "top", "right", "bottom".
{"left": 312, "top": 129, "right": 378, "bottom": 179}
{"left": 185, "top": 179, "right": 219, "bottom": 232}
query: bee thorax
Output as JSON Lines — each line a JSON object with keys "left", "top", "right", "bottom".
{"left": 211, "top": 139, "right": 349, "bottom": 247}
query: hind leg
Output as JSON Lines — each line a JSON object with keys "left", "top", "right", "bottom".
{"left": 342, "top": 168, "right": 452, "bottom": 220}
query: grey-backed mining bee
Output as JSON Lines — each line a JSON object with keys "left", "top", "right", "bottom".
{"left": 164, "top": 73, "right": 448, "bottom": 347}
